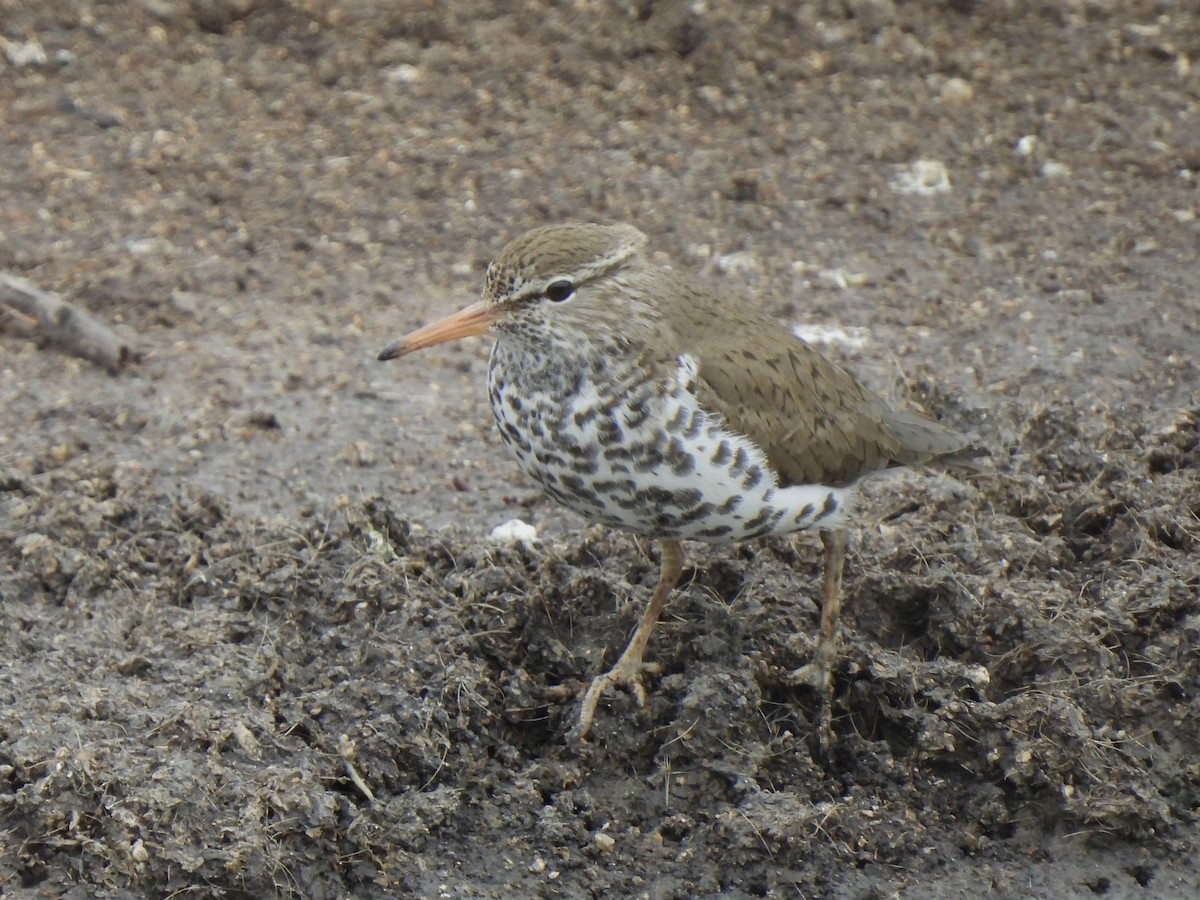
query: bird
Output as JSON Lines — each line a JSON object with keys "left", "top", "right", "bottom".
{"left": 379, "top": 223, "right": 981, "bottom": 743}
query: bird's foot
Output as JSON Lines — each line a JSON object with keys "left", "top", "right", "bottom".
{"left": 785, "top": 657, "right": 835, "bottom": 757}
{"left": 568, "top": 538, "right": 683, "bottom": 743}
{"left": 569, "top": 656, "right": 662, "bottom": 742}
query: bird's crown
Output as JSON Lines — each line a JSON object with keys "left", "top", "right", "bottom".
{"left": 484, "top": 223, "right": 648, "bottom": 305}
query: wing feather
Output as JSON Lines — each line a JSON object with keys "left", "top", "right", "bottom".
{"left": 659, "top": 280, "right": 971, "bottom": 487}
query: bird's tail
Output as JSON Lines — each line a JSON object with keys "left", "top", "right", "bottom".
{"left": 885, "top": 406, "right": 989, "bottom": 471}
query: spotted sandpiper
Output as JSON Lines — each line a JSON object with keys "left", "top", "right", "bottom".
{"left": 380, "top": 223, "right": 981, "bottom": 743}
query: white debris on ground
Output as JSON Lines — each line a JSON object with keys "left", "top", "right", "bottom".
{"left": 713, "top": 251, "right": 760, "bottom": 275}
{"left": 812, "top": 267, "right": 869, "bottom": 290}
{"left": 2, "top": 36, "right": 48, "bottom": 67}
{"left": 489, "top": 519, "right": 539, "bottom": 545}
{"left": 890, "top": 159, "right": 951, "bottom": 195}
{"left": 792, "top": 324, "right": 870, "bottom": 349}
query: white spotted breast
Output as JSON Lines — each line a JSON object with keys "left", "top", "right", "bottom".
{"left": 487, "top": 347, "right": 850, "bottom": 543}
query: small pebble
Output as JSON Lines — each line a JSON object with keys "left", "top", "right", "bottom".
{"left": 939, "top": 76, "right": 974, "bottom": 105}
{"left": 1015, "top": 135, "right": 1038, "bottom": 157}
{"left": 489, "top": 519, "right": 538, "bottom": 544}
{"left": 890, "top": 159, "right": 951, "bottom": 196}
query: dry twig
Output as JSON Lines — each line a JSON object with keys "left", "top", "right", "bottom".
{"left": 0, "top": 272, "right": 135, "bottom": 372}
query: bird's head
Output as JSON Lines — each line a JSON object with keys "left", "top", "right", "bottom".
{"left": 378, "top": 223, "right": 651, "bottom": 361}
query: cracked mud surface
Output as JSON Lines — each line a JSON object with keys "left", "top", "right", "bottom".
{"left": 2, "top": 1, "right": 1199, "bottom": 897}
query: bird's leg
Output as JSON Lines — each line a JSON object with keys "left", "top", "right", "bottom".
{"left": 787, "top": 527, "right": 848, "bottom": 753}
{"left": 572, "top": 538, "right": 685, "bottom": 741}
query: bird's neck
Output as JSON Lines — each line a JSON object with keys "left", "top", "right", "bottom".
{"left": 493, "top": 316, "right": 636, "bottom": 362}
{"left": 488, "top": 327, "right": 655, "bottom": 400}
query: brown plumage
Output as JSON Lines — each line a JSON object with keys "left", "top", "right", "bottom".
{"left": 664, "top": 282, "right": 974, "bottom": 487}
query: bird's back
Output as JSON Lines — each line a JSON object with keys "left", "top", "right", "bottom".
{"left": 653, "top": 273, "right": 978, "bottom": 488}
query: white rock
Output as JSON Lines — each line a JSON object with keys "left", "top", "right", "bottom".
{"left": 384, "top": 64, "right": 421, "bottom": 84}
{"left": 890, "top": 159, "right": 951, "bottom": 196}
{"left": 1015, "top": 135, "right": 1038, "bottom": 157}
{"left": 939, "top": 77, "right": 974, "bottom": 105}
{"left": 713, "top": 251, "right": 759, "bottom": 274}
{"left": 3, "top": 37, "right": 47, "bottom": 67}
{"left": 489, "top": 519, "right": 538, "bottom": 545}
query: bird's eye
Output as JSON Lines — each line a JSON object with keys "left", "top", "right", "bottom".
{"left": 544, "top": 279, "right": 575, "bottom": 303}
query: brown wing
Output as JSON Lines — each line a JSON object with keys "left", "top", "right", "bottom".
{"left": 692, "top": 328, "right": 903, "bottom": 486}
{"left": 663, "top": 281, "right": 971, "bottom": 487}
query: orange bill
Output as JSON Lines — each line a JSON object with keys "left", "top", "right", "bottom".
{"left": 378, "top": 300, "right": 494, "bottom": 360}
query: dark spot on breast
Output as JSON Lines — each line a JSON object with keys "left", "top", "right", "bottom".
{"left": 743, "top": 508, "right": 772, "bottom": 532}
{"left": 632, "top": 438, "right": 667, "bottom": 473}
{"left": 676, "top": 502, "right": 715, "bottom": 525}
{"left": 551, "top": 431, "right": 590, "bottom": 458}
{"left": 668, "top": 439, "right": 695, "bottom": 476}
{"left": 597, "top": 417, "right": 622, "bottom": 445}
{"left": 570, "top": 455, "right": 599, "bottom": 475}
{"left": 603, "top": 444, "right": 633, "bottom": 462}
{"left": 498, "top": 421, "right": 531, "bottom": 452}
{"left": 592, "top": 478, "right": 636, "bottom": 495}
{"left": 614, "top": 493, "right": 642, "bottom": 510}
{"left": 634, "top": 457, "right": 663, "bottom": 474}
{"left": 653, "top": 511, "right": 677, "bottom": 528}
{"left": 624, "top": 403, "right": 650, "bottom": 430}
{"left": 560, "top": 474, "right": 597, "bottom": 503}
{"left": 638, "top": 486, "right": 702, "bottom": 509}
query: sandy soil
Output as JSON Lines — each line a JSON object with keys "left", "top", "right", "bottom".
{"left": 2, "top": 1, "right": 1199, "bottom": 896}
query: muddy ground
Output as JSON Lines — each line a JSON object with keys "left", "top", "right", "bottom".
{"left": 2, "top": 0, "right": 1199, "bottom": 897}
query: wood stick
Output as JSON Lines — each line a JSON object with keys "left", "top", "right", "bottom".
{"left": 0, "top": 272, "right": 135, "bottom": 373}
